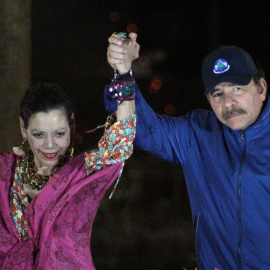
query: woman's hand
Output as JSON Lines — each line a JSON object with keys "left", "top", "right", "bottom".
{"left": 107, "top": 32, "right": 140, "bottom": 74}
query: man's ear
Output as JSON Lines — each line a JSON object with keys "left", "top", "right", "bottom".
{"left": 259, "top": 78, "right": 267, "bottom": 101}
{"left": 19, "top": 117, "right": 27, "bottom": 138}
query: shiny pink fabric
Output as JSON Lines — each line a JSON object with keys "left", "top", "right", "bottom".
{"left": 0, "top": 152, "right": 122, "bottom": 269}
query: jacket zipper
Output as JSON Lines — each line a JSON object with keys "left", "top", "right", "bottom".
{"left": 194, "top": 212, "right": 200, "bottom": 253}
{"left": 238, "top": 130, "right": 246, "bottom": 269}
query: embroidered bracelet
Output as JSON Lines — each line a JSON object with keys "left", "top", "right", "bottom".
{"left": 108, "top": 69, "right": 135, "bottom": 103}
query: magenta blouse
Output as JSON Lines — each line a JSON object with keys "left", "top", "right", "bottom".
{"left": 0, "top": 114, "right": 136, "bottom": 269}
{"left": 0, "top": 152, "right": 122, "bottom": 269}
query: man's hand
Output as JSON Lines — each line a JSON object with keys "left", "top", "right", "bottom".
{"left": 107, "top": 32, "right": 140, "bottom": 74}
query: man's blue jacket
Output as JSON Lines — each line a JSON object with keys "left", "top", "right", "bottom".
{"left": 105, "top": 84, "right": 270, "bottom": 270}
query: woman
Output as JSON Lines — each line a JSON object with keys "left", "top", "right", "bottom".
{"left": 0, "top": 53, "right": 136, "bottom": 270}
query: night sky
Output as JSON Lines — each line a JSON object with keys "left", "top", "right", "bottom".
{"left": 30, "top": 1, "right": 270, "bottom": 268}
{"left": 31, "top": 0, "right": 270, "bottom": 133}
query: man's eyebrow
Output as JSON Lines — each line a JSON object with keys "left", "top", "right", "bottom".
{"left": 209, "top": 88, "right": 220, "bottom": 95}
{"left": 210, "top": 82, "right": 242, "bottom": 96}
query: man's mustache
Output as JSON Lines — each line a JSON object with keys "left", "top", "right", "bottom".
{"left": 223, "top": 108, "right": 247, "bottom": 120}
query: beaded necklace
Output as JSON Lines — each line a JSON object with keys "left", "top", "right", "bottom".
{"left": 10, "top": 148, "right": 73, "bottom": 240}
{"left": 19, "top": 149, "right": 70, "bottom": 191}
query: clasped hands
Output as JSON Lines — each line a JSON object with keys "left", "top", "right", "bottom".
{"left": 107, "top": 32, "right": 140, "bottom": 74}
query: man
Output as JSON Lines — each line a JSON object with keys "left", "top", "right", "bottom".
{"left": 106, "top": 33, "right": 269, "bottom": 269}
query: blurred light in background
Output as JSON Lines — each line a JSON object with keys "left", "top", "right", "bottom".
{"left": 109, "top": 11, "right": 121, "bottom": 22}
{"left": 138, "top": 55, "right": 149, "bottom": 67}
{"left": 164, "top": 104, "right": 176, "bottom": 115}
{"left": 149, "top": 78, "right": 162, "bottom": 94}
{"left": 127, "top": 23, "right": 138, "bottom": 33}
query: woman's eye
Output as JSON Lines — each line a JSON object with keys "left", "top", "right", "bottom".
{"left": 33, "top": 133, "right": 43, "bottom": 138}
{"left": 56, "top": 132, "right": 66, "bottom": 137}
{"left": 234, "top": 87, "right": 241, "bottom": 91}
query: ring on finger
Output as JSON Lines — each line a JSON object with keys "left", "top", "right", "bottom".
{"left": 112, "top": 32, "right": 127, "bottom": 40}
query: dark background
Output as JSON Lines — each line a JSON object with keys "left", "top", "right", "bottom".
{"left": 31, "top": 0, "right": 270, "bottom": 269}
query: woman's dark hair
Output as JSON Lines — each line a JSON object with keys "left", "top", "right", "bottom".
{"left": 20, "top": 83, "right": 75, "bottom": 130}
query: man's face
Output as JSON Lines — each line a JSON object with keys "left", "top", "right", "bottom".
{"left": 208, "top": 78, "right": 267, "bottom": 130}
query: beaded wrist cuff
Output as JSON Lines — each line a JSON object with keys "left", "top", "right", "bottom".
{"left": 108, "top": 69, "right": 135, "bottom": 104}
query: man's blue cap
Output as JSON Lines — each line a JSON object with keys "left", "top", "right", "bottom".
{"left": 201, "top": 46, "right": 258, "bottom": 95}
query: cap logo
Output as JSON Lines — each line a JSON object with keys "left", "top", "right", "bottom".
{"left": 213, "top": 59, "right": 230, "bottom": 74}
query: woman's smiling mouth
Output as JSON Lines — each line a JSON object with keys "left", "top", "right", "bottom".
{"left": 41, "top": 152, "right": 58, "bottom": 159}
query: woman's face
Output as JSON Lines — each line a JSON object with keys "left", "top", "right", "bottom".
{"left": 20, "top": 108, "right": 71, "bottom": 171}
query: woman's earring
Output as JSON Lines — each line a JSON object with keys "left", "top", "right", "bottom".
{"left": 69, "top": 146, "right": 74, "bottom": 157}
{"left": 13, "top": 137, "right": 28, "bottom": 156}
{"left": 68, "top": 139, "right": 74, "bottom": 157}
